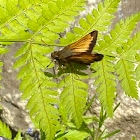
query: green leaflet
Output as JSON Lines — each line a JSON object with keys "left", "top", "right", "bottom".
{"left": 59, "top": 73, "right": 88, "bottom": 128}
{"left": 116, "top": 32, "right": 140, "bottom": 61}
{"left": 96, "top": 12, "right": 140, "bottom": 54}
{"left": 114, "top": 32, "right": 140, "bottom": 99}
{"left": 116, "top": 59, "right": 138, "bottom": 99}
{"left": 91, "top": 56, "right": 116, "bottom": 117}
{"left": 63, "top": 129, "right": 90, "bottom": 140}
{"left": 0, "top": 46, "right": 9, "bottom": 54}
{"left": 14, "top": 130, "right": 22, "bottom": 140}
{"left": 0, "top": 120, "right": 12, "bottom": 139}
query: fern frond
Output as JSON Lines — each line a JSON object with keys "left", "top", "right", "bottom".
{"left": 0, "top": 0, "right": 86, "bottom": 45}
{"left": 58, "top": 72, "right": 88, "bottom": 128}
{"left": 116, "top": 59, "right": 138, "bottom": 99}
{"left": 115, "top": 32, "right": 140, "bottom": 99}
{"left": 91, "top": 56, "right": 116, "bottom": 117}
{"left": 9, "top": 1, "right": 88, "bottom": 138}
{"left": 60, "top": 0, "right": 120, "bottom": 45}
{"left": 0, "top": 0, "right": 33, "bottom": 45}
{"left": 116, "top": 32, "right": 140, "bottom": 61}
{"left": 14, "top": 42, "right": 59, "bottom": 139}
{"left": 96, "top": 12, "right": 140, "bottom": 55}
{"left": 91, "top": 13, "right": 140, "bottom": 116}
{"left": 33, "top": 0, "right": 86, "bottom": 45}
{"left": 0, "top": 120, "right": 12, "bottom": 139}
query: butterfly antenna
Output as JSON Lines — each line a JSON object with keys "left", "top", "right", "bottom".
{"left": 47, "top": 60, "right": 54, "bottom": 68}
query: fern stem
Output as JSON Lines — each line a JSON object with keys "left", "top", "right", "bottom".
{"left": 33, "top": 41, "right": 66, "bottom": 47}
{"left": 0, "top": 39, "right": 27, "bottom": 42}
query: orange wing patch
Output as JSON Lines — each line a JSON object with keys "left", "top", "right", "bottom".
{"left": 58, "top": 31, "right": 98, "bottom": 59}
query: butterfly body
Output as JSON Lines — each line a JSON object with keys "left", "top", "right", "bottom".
{"left": 51, "top": 30, "right": 103, "bottom": 65}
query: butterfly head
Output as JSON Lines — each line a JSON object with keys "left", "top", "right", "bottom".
{"left": 51, "top": 51, "right": 59, "bottom": 60}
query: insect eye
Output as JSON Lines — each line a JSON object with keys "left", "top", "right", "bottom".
{"left": 55, "top": 56, "right": 59, "bottom": 60}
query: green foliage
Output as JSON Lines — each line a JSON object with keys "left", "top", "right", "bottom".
{"left": 91, "top": 56, "right": 116, "bottom": 117}
{"left": 55, "top": 104, "right": 120, "bottom": 140}
{"left": 96, "top": 12, "right": 140, "bottom": 54}
{"left": 0, "top": 120, "right": 22, "bottom": 139}
{"left": 91, "top": 12, "right": 140, "bottom": 117}
{"left": 0, "top": 0, "right": 139, "bottom": 139}
{"left": 132, "top": 136, "right": 136, "bottom": 140}
{"left": 14, "top": 130, "right": 22, "bottom": 140}
{"left": 61, "top": 129, "right": 90, "bottom": 140}
{"left": 0, "top": 0, "right": 87, "bottom": 139}
{"left": 58, "top": 64, "right": 89, "bottom": 128}
{"left": 115, "top": 31, "right": 140, "bottom": 98}
{"left": 60, "top": 0, "right": 120, "bottom": 45}
{"left": 0, "top": 120, "right": 12, "bottom": 139}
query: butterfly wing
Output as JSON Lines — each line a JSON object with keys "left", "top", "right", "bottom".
{"left": 66, "top": 53, "right": 103, "bottom": 64}
{"left": 57, "top": 30, "right": 98, "bottom": 59}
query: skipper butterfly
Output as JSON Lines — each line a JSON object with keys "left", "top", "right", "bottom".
{"left": 51, "top": 30, "right": 103, "bottom": 65}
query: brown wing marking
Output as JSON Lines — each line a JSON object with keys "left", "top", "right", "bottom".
{"left": 66, "top": 53, "right": 103, "bottom": 64}
{"left": 58, "top": 30, "right": 98, "bottom": 59}
{"left": 87, "top": 31, "right": 98, "bottom": 53}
